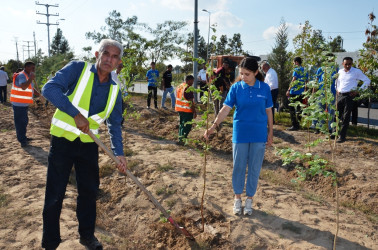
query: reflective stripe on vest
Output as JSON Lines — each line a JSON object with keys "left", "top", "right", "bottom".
{"left": 175, "top": 82, "right": 192, "bottom": 112}
{"left": 10, "top": 71, "right": 33, "bottom": 104}
{"left": 50, "top": 62, "right": 119, "bottom": 142}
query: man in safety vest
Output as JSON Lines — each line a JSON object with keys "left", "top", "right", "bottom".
{"left": 175, "top": 75, "right": 197, "bottom": 144}
{"left": 41, "top": 39, "right": 127, "bottom": 250}
{"left": 10, "top": 61, "right": 37, "bottom": 147}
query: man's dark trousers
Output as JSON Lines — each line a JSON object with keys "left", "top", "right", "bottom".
{"left": 12, "top": 105, "right": 29, "bottom": 143}
{"left": 0, "top": 85, "right": 7, "bottom": 103}
{"left": 336, "top": 93, "right": 354, "bottom": 140}
{"left": 271, "top": 88, "right": 278, "bottom": 123}
{"left": 147, "top": 86, "right": 158, "bottom": 108}
{"left": 178, "top": 111, "right": 193, "bottom": 141}
{"left": 42, "top": 136, "right": 99, "bottom": 249}
{"left": 288, "top": 94, "right": 304, "bottom": 129}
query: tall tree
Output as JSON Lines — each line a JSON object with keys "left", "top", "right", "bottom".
{"left": 357, "top": 11, "right": 378, "bottom": 127}
{"left": 268, "top": 19, "right": 292, "bottom": 109}
{"left": 216, "top": 35, "right": 229, "bottom": 55}
{"left": 327, "top": 35, "right": 346, "bottom": 52}
{"left": 228, "top": 33, "right": 243, "bottom": 55}
{"left": 51, "top": 28, "right": 70, "bottom": 55}
{"left": 85, "top": 10, "right": 140, "bottom": 43}
{"left": 145, "top": 20, "right": 187, "bottom": 63}
{"left": 292, "top": 20, "right": 326, "bottom": 69}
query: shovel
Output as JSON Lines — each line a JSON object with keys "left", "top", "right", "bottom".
{"left": 86, "top": 130, "right": 195, "bottom": 240}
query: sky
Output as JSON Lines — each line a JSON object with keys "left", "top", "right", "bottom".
{"left": 0, "top": 0, "right": 377, "bottom": 65}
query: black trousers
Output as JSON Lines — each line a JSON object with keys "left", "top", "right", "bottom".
{"left": 42, "top": 136, "right": 99, "bottom": 249}
{"left": 288, "top": 94, "right": 304, "bottom": 128}
{"left": 147, "top": 86, "right": 158, "bottom": 108}
{"left": 336, "top": 93, "right": 354, "bottom": 139}
{"left": 271, "top": 88, "right": 278, "bottom": 123}
{"left": 0, "top": 85, "right": 6, "bottom": 103}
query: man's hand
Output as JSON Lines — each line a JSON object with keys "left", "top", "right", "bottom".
{"left": 29, "top": 72, "right": 36, "bottom": 81}
{"left": 116, "top": 156, "right": 127, "bottom": 174}
{"left": 74, "top": 113, "right": 89, "bottom": 133}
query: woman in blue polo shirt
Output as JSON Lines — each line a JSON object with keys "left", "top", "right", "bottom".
{"left": 204, "top": 57, "right": 273, "bottom": 215}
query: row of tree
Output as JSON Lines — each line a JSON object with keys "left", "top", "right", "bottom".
{"left": 1, "top": 10, "right": 375, "bottom": 98}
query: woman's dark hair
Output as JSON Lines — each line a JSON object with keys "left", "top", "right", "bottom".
{"left": 239, "top": 57, "right": 264, "bottom": 82}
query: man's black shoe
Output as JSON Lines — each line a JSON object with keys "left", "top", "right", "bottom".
{"left": 287, "top": 126, "right": 299, "bottom": 131}
{"left": 21, "top": 141, "right": 29, "bottom": 147}
{"left": 80, "top": 236, "right": 103, "bottom": 250}
{"left": 329, "top": 134, "right": 336, "bottom": 139}
{"left": 26, "top": 137, "right": 33, "bottom": 141}
{"left": 336, "top": 137, "right": 346, "bottom": 143}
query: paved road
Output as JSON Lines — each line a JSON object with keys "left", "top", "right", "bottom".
{"left": 130, "top": 82, "right": 378, "bottom": 128}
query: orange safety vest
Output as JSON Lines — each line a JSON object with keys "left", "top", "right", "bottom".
{"left": 10, "top": 71, "right": 33, "bottom": 104}
{"left": 175, "top": 82, "right": 193, "bottom": 113}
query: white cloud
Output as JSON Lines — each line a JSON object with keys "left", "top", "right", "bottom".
{"left": 7, "top": 7, "right": 35, "bottom": 20}
{"left": 262, "top": 22, "right": 301, "bottom": 40}
{"left": 212, "top": 11, "right": 243, "bottom": 29}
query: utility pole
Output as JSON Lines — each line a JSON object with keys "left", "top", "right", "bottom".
{"left": 193, "top": 0, "right": 199, "bottom": 102}
{"left": 23, "top": 40, "right": 34, "bottom": 59}
{"left": 14, "top": 37, "right": 20, "bottom": 64}
{"left": 35, "top": 1, "right": 59, "bottom": 57}
{"left": 33, "top": 32, "right": 37, "bottom": 57}
{"left": 202, "top": 9, "right": 211, "bottom": 62}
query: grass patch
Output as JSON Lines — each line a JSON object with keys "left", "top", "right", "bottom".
{"left": 165, "top": 199, "right": 177, "bottom": 208}
{"left": 0, "top": 190, "right": 9, "bottom": 208}
{"left": 124, "top": 146, "right": 134, "bottom": 156}
{"left": 347, "top": 125, "right": 378, "bottom": 139}
{"left": 340, "top": 200, "right": 378, "bottom": 224}
{"left": 275, "top": 112, "right": 291, "bottom": 126}
{"left": 260, "top": 169, "right": 300, "bottom": 190}
{"left": 302, "top": 192, "right": 324, "bottom": 204}
{"left": 98, "top": 234, "right": 114, "bottom": 244}
{"left": 183, "top": 170, "right": 200, "bottom": 177}
{"left": 282, "top": 221, "right": 302, "bottom": 234}
{"left": 128, "top": 160, "right": 140, "bottom": 170}
{"left": 157, "top": 162, "right": 174, "bottom": 172}
{"left": 155, "top": 186, "right": 176, "bottom": 196}
{"left": 99, "top": 164, "right": 114, "bottom": 178}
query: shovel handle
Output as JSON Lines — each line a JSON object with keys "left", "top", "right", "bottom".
{"left": 86, "top": 130, "right": 170, "bottom": 217}
{"left": 87, "top": 131, "right": 194, "bottom": 240}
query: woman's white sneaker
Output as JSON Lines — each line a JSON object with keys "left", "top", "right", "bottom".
{"left": 233, "top": 199, "right": 242, "bottom": 215}
{"left": 244, "top": 198, "right": 253, "bottom": 215}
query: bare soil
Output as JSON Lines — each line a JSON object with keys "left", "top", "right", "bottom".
{"left": 0, "top": 94, "right": 377, "bottom": 249}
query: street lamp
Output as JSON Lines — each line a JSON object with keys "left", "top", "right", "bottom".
{"left": 202, "top": 9, "right": 211, "bottom": 61}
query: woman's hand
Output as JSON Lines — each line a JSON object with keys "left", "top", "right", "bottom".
{"left": 266, "top": 131, "right": 273, "bottom": 147}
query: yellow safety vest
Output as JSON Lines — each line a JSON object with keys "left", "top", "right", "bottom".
{"left": 50, "top": 62, "right": 119, "bottom": 142}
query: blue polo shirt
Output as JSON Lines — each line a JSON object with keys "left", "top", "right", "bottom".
{"left": 223, "top": 80, "right": 273, "bottom": 143}
{"left": 290, "top": 67, "right": 307, "bottom": 95}
{"left": 42, "top": 61, "right": 124, "bottom": 156}
{"left": 146, "top": 69, "right": 159, "bottom": 87}
{"left": 316, "top": 67, "right": 337, "bottom": 96}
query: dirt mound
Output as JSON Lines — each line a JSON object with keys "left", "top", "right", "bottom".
{"left": 0, "top": 94, "right": 376, "bottom": 249}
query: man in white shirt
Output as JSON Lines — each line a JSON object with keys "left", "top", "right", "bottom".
{"left": 335, "top": 57, "right": 370, "bottom": 143}
{"left": 0, "top": 66, "right": 9, "bottom": 103}
{"left": 262, "top": 62, "right": 278, "bottom": 123}
{"left": 197, "top": 64, "right": 208, "bottom": 100}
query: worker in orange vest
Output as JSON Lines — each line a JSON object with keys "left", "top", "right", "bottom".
{"left": 175, "top": 75, "right": 196, "bottom": 144}
{"left": 10, "top": 61, "right": 37, "bottom": 147}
